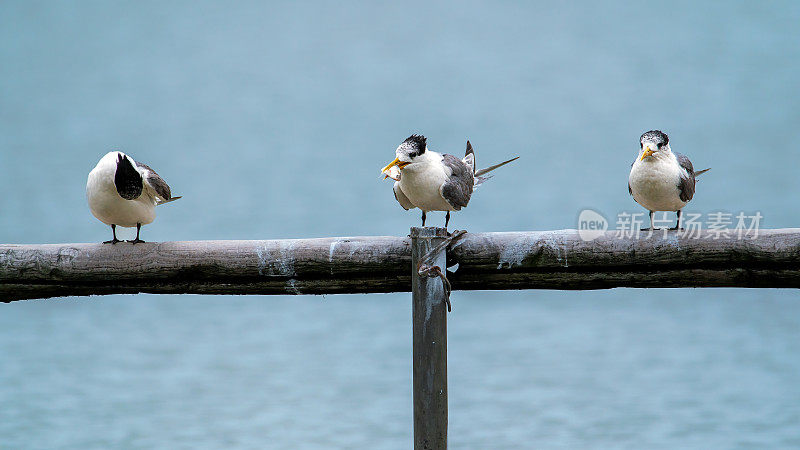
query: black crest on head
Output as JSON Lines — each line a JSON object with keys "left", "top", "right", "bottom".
{"left": 640, "top": 130, "right": 669, "bottom": 146}
{"left": 114, "top": 153, "right": 143, "bottom": 200}
{"left": 402, "top": 134, "right": 427, "bottom": 157}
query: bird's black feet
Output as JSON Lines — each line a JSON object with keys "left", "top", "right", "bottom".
{"left": 668, "top": 226, "right": 685, "bottom": 231}
{"left": 128, "top": 223, "right": 144, "bottom": 244}
{"left": 673, "top": 211, "right": 683, "bottom": 231}
{"left": 104, "top": 224, "right": 120, "bottom": 244}
{"left": 640, "top": 227, "right": 661, "bottom": 232}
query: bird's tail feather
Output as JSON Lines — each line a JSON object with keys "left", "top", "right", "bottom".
{"left": 695, "top": 168, "right": 711, "bottom": 177}
{"left": 475, "top": 175, "right": 493, "bottom": 187}
{"left": 474, "top": 156, "right": 519, "bottom": 177}
{"left": 157, "top": 196, "right": 182, "bottom": 206}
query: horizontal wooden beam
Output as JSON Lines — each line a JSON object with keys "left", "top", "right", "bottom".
{"left": 2, "top": 228, "right": 800, "bottom": 301}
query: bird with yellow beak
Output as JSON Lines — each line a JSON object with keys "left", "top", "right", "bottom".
{"left": 628, "top": 130, "right": 710, "bottom": 231}
{"left": 381, "top": 134, "right": 518, "bottom": 228}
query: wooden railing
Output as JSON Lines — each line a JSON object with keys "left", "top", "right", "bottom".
{"left": 3, "top": 227, "right": 800, "bottom": 449}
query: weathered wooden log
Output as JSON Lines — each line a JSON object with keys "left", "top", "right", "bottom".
{"left": 0, "top": 237, "right": 410, "bottom": 301}
{"left": 2, "top": 229, "right": 800, "bottom": 301}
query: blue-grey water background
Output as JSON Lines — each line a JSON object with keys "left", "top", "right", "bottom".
{"left": 2, "top": 1, "right": 800, "bottom": 448}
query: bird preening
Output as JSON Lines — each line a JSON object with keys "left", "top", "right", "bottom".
{"left": 381, "top": 134, "right": 519, "bottom": 229}
{"left": 628, "top": 130, "right": 710, "bottom": 231}
{"left": 87, "top": 151, "right": 181, "bottom": 244}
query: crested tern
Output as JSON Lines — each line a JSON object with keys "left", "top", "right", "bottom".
{"left": 87, "top": 151, "right": 181, "bottom": 244}
{"left": 628, "top": 130, "right": 710, "bottom": 231}
{"left": 381, "top": 134, "right": 518, "bottom": 228}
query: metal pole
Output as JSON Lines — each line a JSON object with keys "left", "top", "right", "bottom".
{"left": 411, "top": 226, "right": 449, "bottom": 449}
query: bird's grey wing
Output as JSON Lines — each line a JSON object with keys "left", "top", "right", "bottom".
{"left": 440, "top": 154, "right": 474, "bottom": 210}
{"left": 463, "top": 141, "right": 475, "bottom": 174}
{"left": 674, "top": 152, "right": 696, "bottom": 202}
{"left": 628, "top": 159, "right": 635, "bottom": 196}
{"left": 136, "top": 162, "right": 177, "bottom": 203}
{"left": 393, "top": 182, "right": 414, "bottom": 210}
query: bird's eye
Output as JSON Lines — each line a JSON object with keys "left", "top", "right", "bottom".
{"left": 640, "top": 142, "right": 643, "bottom": 149}
{"left": 657, "top": 142, "right": 664, "bottom": 149}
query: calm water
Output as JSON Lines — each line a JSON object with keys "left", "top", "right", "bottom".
{"left": 2, "top": 1, "right": 800, "bottom": 448}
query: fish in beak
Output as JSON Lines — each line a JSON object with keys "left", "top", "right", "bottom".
{"left": 381, "top": 157, "right": 410, "bottom": 179}
{"left": 382, "top": 165, "right": 401, "bottom": 181}
{"left": 640, "top": 145, "right": 654, "bottom": 161}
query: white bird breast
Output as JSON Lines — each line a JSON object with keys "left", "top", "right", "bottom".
{"left": 628, "top": 152, "right": 688, "bottom": 212}
{"left": 86, "top": 152, "right": 157, "bottom": 228}
{"left": 396, "top": 152, "right": 455, "bottom": 212}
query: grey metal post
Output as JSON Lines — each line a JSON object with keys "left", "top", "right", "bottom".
{"left": 410, "top": 226, "right": 449, "bottom": 450}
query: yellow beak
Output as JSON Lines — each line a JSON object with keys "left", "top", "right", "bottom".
{"left": 381, "top": 157, "right": 410, "bottom": 174}
{"left": 640, "top": 146, "right": 654, "bottom": 161}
